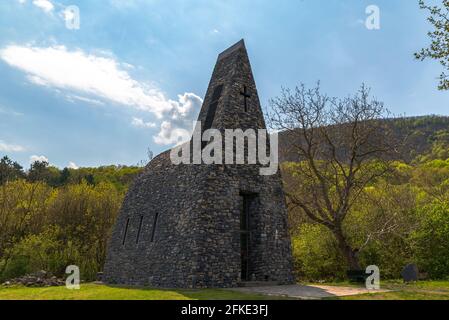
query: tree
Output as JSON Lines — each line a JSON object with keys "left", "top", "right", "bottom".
{"left": 421, "top": 130, "right": 449, "bottom": 161}
{"left": 415, "top": 0, "right": 449, "bottom": 90}
{"left": 268, "top": 84, "right": 401, "bottom": 270}
{"left": 0, "top": 180, "right": 53, "bottom": 277}
{"left": 411, "top": 202, "right": 449, "bottom": 278}
{"left": 28, "top": 160, "right": 50, "bottom": 183}
{"left": 59, "top": 167, "right": 71, "bottom": 185}
{"left": 0, "top": 156, "right": 24, "bottom": 184}
{"left": 412, "top": 158, "right": 449, "bottom": 202}
{"left": 27, "top": 161, "right": 61, "bottom": 186}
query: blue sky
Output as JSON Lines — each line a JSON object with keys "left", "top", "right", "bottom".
{"left": 0, "top": 0, "right": 447, "bottom": 169}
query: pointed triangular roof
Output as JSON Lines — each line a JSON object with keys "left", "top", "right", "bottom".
{"left": 217, "top": 39, "right": 246, "bottom": 61}
{"left": 196, "top": 39, "right": 266, "bottom": 132}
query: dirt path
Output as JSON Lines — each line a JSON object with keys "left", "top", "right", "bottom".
{"left": 230, "top": 284, "right": 389, "bottom": 299}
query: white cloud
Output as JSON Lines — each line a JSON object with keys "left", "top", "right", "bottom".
{"left": 153, "top": 121, "right": 191, "bottom": 146}
{"left": 66, "top": 94, "right": 105, "bottom": 106}
{"left": 32, "top": 0, "right": 54, "bottom": 12}
{"left": 0, "top": 45, "right": 176, "bottom": 118}
{"left": 17, "top": 0, "right": 27, "bottom": 4}
{"left": 131, "top": 117, "right": 156, "bottom": 128}
{"left": 68, "top": 161, "right": 79, "bottom": 169}
{"left": 0, "top": 44, "right": 204, "bottom": 148}
{"left": 30, "top": 155, "right": 48, "bottom": 163}
{"left": 132, "top": 92, "right": 202, "bottom": 145}
{"left": 0, "top": 140, "right": 26, "bottom": 152}
{"left": 153, "top": 92, "right": 203, "bottom": 146}
{"left": 171, "top": 92, "right": 202, "bottom": 119}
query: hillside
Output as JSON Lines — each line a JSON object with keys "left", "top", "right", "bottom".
{"left": 278, "top": 115, "right": 449, "bottom": 163}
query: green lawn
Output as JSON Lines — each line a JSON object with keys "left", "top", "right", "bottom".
{"left": 1, "top": 281, "right": 449, "bottom": 300}
{"left": 0, "top": 283, "right": 279, "bottom": 300}
{"left": 328, "top": 280, "right": 449, "bottom": 300}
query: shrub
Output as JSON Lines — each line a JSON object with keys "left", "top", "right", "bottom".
{"left": 1, "top": 226, "right": 73, "bottom": 280}
{"left": 411, "top": 202, "right": 449, "bottom": 279}
{"left": 292, "top": 224, "right": 347, "bottom": 281}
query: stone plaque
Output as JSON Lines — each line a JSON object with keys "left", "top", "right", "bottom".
{"left": 401, "top": 263, "right": 419, "bottom": 282}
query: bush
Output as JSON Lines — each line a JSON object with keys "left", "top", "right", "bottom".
{"left": 0, "top": 226, "right": 73, "bottom": 280}
{"left": 292, "top": 224, "right": 347, "bottom": 281}
{"left": 0, "top": 180, "right": 124, "bottom": 282}
{"left": 412, "top": 202, "right": 449, "bottom": 279}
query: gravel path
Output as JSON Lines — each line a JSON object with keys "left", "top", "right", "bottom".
{"left": 230, "top": 284, "right": 389, "bottom": 299}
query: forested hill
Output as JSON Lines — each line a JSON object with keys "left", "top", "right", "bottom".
{"left": 278, "top": 115, "right": 449, "bottom": 164}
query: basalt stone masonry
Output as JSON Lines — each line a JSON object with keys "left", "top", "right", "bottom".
{"left": 103, "top": 40, "right": 294, "bottom": 288}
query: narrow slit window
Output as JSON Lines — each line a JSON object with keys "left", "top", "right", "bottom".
{"left": 203, "top": 84, "right": 224, "bottom": 131}
{"left": 150, "top": 212, "right": 159, "bottom": 242}
{"left": 136, "top": 216, "right": 144, "bottom": 244}
{"left": 122, "top": 217, "right": 130, "bottom": 246}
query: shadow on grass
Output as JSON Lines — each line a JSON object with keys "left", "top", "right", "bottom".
{"left": 103, "top": 283, "right": 290, "bottom": 300}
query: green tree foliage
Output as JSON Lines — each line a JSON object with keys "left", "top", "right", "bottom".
{"left": 416, "top": 0, "right": 449, "bottom": 90}
{"left": 417, "top": 130, "right": 449, "bottom": 162}
{"left": 47, "top": 182, "right": 123, "bottom": 279}
{"left": 28, "top": 161, "right": 61, "bottom": 187}
{"left": 1, "top": 226, "right": 76, "bottom": 280}
{"left": 288, "top": 157, "right": 449, "bottom": 281}
{"left": 411, "top": 202, "right": 449, "bottom": 279}
{"left": 0, "top": 180, "right": 54, "bottom": 265}
{"left": 0, "top": 155, "right": 142, "bottom": 190}
{"left": 59, "top": 168, "right": 70, "bottom": 185}
{"left": 0, "top": 156, "right": 24, "bottom": 184}
{"left": 70, "top": 166, "right": 142, "bottom": 191}
{"left": 2, "top": 127, "right": 449, "bottom": 282}
{"left": 345, "top": 180, "right": 418, "bottom": 279}
{"left": 0, "top": 156, "right": 139, "bottom": 282}
{"left": 292, "top": 224, "right": 347, "bottom": 281}
{"left": 0, "top": 180, "right": 124, "bottom": 282}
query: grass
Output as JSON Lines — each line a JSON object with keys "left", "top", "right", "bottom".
{"left": 1, "top": 281, "right": 449, "bottom": 300}
{"left": 0, "top": 283, "right": 281, "bottom": 300}
{"left": 327, "top": 280, "right": 449, "bottom": 300}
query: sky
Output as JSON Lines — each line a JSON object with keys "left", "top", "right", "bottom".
{"left": 0, "top": 0, "right": 447, "bottom": 169}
